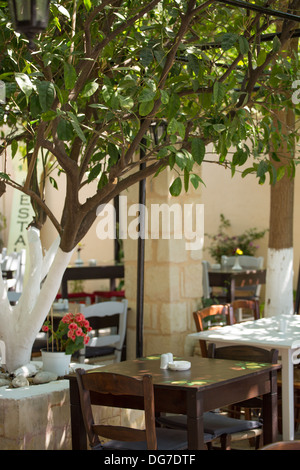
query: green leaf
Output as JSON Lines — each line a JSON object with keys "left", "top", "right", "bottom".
{"left": 107, "top": 143, "right": 119, "bottom": 165}
{"left": 219, "top": 33, "right": 238, "bottom": 51}
{"left": 81, "top": 81, "right": 99, "bottom": 98}
{"left": 213, "top": 82, "right": 226, "bottom": 105}
{"left": 98, "top": 172, "right": 108, "bottom": 190}
{"left": 242, "top": 167, "right": 256, "bottom": 178}
{"left": 238, "top": 36, "right": 249, "bottom": 55}
{"left": 184, "top": 168, "right": 189, "bottom": 192}
{"left": 49, "top": 176, "right": 58, "bottom": 189}
{"left": 11, "top": 139, "right": 18, "bottom": 158}
{"left": 119, "top": 95, "right": 134, "bottom": 110}
{"left": 191, "top": 138, "right": 205, "bottom": 165}
{"left": 57, "top": 4, "right": 70, "bottom": 18}
{"left": 190, "top": 174, "right": 205, "bottom": 189}
{"left": 30, "top": 95, "right": 42, "bottom": 118}
{"left": 140, "top": 47, "right": 153, "bottom": 67}
{"left": 15, "top": 73, "right": 34, "bottom": 98}
{"left": 83, "top": 0, "right": 91, "bottom": 11}
{"left": 57, "top": 118, "right": 73, "bottom": 141}
{"left": 160, "top": 89, "right": 169, "bottom": 104}
{"left": 139, "top": 100, "right": 154, "bottom": 116}
{"left": 169, "top": 177, "right": 182, "bottom": 196}
{"left": 88, "top": 163, "right": 102, "bottom": 182}
{"left": 64, "top": 62, "right": 77, "bottom": 90}
{"left": 36, "top": 81, "right": 55, "bottom": 112}
{"left": 232, "top": 148, "right": 248, "bottom": 166}
{"left": 213, "top": 123, "right": 226, "bottom": 132}
{"left": 257, "top": 50, "right": 267, "bottom": 67}
{"left": 139, "top": 87, "right": 156, "bottom": 102}
{"left": 67, "top": 112, "right": 86, "bottom": 142}
{"left": 167, "top": 93, "right": 180, "bottom": 120}
{"left": 41, "top": 110, "right": 57, "bottom": 121}
{"left": 167, "top": 118, "right": 185, "bottom": 138}
{"left": 272, "top": 35, "right": 281, "bottom": 53}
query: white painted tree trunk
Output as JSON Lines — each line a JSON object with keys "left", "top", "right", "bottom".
{"left": 264, "top": 247, "right": 294, "bottom": 318}
{"left": 0, "top": 227, "right": 74, "bottom": 372}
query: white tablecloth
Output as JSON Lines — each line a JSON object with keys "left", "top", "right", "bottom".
{"left": 185, "top": 315, "right": 300, "bottom": 441}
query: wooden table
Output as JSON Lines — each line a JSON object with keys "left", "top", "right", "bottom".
{"left": 67, "top": 356, "right": 279, "bottom": 450}
{"left": 186, "top": 315, "right": 300, "bottom": 441}
{"left": 208, "top": 268, "right": 266, "bottom": 302}
{"left": 61, "top": 263, "right": 124, "bottom": 298}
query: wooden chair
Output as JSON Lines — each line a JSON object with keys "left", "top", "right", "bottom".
{"left": 75, "top": 369, "right": 195, "bottom": 450}
{"left": 202, "top": 260, "right": 228, "bottom": 303}
{"left": 230, "top": 299, "right": 260, "bottom": 323}
{"left": 1, "top": 249, "right": 26, "bottom": 303}
{"left": 157, "top": 344, "right": 278, "bottom": 450}
{"left": 77, "top": 299, "right": 128, "bottom": 363}
{"left": 193, "top": 304, "right": 234, "bottom": 357}
{"left": 221, "top": 255, "right": 264, "bottom": 299}
{"left": 208, "top": 343, "right": 279, "bottom": 420}
{"left": 260, "top": 440, "right": 300, "bottom": 450}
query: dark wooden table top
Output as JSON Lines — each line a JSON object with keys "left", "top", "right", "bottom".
{"left": 70, "top": 355, "right": 279, "bottom": 390}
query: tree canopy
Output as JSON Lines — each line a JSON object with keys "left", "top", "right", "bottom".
{"left": 0, "top": 0, "right": 299, "bottom": 252}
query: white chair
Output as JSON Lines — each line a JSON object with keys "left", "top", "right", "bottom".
{"left": 1, "top": 249, "right": 26, "bottom": 300}
{"left": 221, "top": 255, "right": 264, "bottom": 299}
{"left": 78, "top": 299, "right": 128, "bottom": 363}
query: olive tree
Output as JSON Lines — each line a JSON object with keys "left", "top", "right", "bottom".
{"left": 0, "top": 0, "right": 299, "bottom": 371}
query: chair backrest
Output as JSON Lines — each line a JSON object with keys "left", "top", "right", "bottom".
{"left": 76, "top": 369, "right": 158, "bottom": 449}
{"left": 221, "top": 255, "right": 264, "bottom": 270}
{"left": 230, "top": 299, "right": 260, "bottom": 323}
{"left": 207, "top": 343, "right": 279, "bottom": 364}
{"left": 202, "top": 260, "right": 212, "bottom": 299}
{"left": 1, "top": 249, "right": 26, "bottom": 294}
{"left": 193, "top": 304, "right": 234, "bottom": 357}
{"left": 79, "top": 299, "right": 128, "bottom": 362}
{"left": 221, "top": 255, "right": 264, "bottom": 297}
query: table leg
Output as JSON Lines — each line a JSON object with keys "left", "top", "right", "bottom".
{"left": 281, "top": 349, "right": 295, "bottom": 441}
{"left": 186, "top": 389, "right": 206, "bottom": 450}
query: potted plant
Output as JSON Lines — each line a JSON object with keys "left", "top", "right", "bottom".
{"left": 41, "top": 312, "right": 92, "bottom": 376}
{"left": 206, "top": 214, "right": 267, "bottom": 264}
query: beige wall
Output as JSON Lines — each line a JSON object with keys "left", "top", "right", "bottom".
{"left": 201, "top": 146, "right": 300, "bottom": 292}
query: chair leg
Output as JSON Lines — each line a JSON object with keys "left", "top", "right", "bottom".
{"left": 220, "top": 434, "right": 231, "bottom": 450}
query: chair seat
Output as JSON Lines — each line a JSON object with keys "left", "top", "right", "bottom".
{"left": 157, "top": 411, "right": 262, "bottom": 439}
{"left": 96, "top": 428, "right": 198, "bottom": 450}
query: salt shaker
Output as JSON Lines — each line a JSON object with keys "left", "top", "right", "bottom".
{"left": 160, "top": 354, "right": 169, "bottom": 369}
{"left": 160, "top": 352, "right": 174, "bottom": 369}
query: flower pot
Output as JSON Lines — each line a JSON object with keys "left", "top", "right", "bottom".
{"left": 41, "top": 349, "right": 72, "bottom": 376}
{"left": 232, "top": 256, "right": 242, "bottom": 271}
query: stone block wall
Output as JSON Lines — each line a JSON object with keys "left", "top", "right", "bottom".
{"left": 0, "top": 380, "right": 144, "bottom": 450}
{"left": 123, "top": 168, "right": 204, "bottom": 359}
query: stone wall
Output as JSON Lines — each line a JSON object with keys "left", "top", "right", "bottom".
{"left": 123, "top": 168, "right": 204, "bottom": 359}
{"left": 0, "top": 379, "right": 144, "bottom": 450}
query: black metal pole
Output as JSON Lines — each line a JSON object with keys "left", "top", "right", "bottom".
{"left": 216, "top": 0, "right": 300, "bottom": 22}
{"left": 136, "top": 138, "right": 146, "bottom": 358}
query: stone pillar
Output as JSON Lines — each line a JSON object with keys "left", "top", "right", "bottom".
{"left": 123, "top": 168, "right": 204, "bottom": 359}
